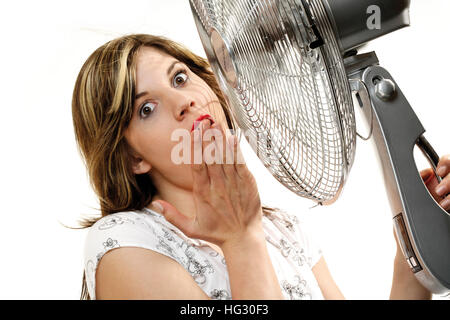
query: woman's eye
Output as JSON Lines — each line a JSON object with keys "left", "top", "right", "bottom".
{"left": 139, "top": 102, "right": 156, "bottom": 118}
{"left": 173, "top": 71, "right": 188, "bottom": 87}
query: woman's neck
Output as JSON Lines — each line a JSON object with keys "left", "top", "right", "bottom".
{"left": 148, "top": 174, "right": 197, "bottom": 220}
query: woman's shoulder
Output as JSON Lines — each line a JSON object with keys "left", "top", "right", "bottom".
{"left": 95, "top": 206, "right": 175, "bottom": 230}
{"left": 90, "top": 209, "right": 153, "bottom": 229}
{"left": 83, "top": 208, "right": 185, "bottom": 299}
{"left": 84, "top": 209, "right": 165, "bottom": 261}
{"left": 87, "top": 210, "right": 148, "bottom": 239}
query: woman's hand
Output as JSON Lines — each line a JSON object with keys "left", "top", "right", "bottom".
{"left": 150, "top": 120, "right": 283, "bottom": 300}
{"left": 420, "top": 155, "right": 450, "bottom": 212}
{"left": 152, "top": 120, "right": 264, "bottom": 247}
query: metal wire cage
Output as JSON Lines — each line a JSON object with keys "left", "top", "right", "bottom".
{"left": 190, "top": 0, "right": 356, "bottom": 204}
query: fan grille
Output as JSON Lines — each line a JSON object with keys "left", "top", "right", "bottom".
{"left": 190, "top": 0, "right": 356, "bottom": 204}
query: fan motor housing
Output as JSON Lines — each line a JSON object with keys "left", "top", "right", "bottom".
{"left": 323, "top": 0, "right": 411, "bottom": 53}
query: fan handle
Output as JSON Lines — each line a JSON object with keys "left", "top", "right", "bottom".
{"left": 347, "top": 52, "right": 450, "bottom": 294}
{"left": 416, "top": 135, "right": 443, "bottom": 184}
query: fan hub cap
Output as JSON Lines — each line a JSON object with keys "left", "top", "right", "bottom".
{"left": 210, "top": 28, "right": 237, "bottom": 87}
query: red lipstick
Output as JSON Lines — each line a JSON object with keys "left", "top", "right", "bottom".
{"left": 191, "top": 114, "right": 215, "bottom": 132}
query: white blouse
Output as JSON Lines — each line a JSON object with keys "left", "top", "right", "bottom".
{"left": 84, "top": 207, "right": 324, "bottom": 300}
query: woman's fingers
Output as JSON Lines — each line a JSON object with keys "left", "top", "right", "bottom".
{"left": 421, "top": 168, "right": 446, "bottom": 201}
{"left": 231, "top": 135, "right": 249, "bottom": 180}
{"left": 435, "top": 173, "right": 450, "bottom": 196}
{"left": 191, "top": 124, "right": 210, "bottom": 195}
{"left": 223, "top": 132, "right": 238, "bottom": 185}
{"left": 151, "top": 200, "right": 197, "bottom": 237}
{"left": 435, "top": 155, "right": 450, "bottom": 212}
{"left": 420, "top": 168, "right": 440, "bottom": 199}
{"left": 420, "top": 154, "right": 450, "bottom": 212}
{"left": 436, "top": 155, "right": 450, "bottom": 178}
{"left": 203, "top": 122, "right": 227, "bottom": 191}
{"left": 439, "top": 194, "right": 450, "bottom": 211}
{"left": 420, "top": 168, "right": 434, "bottom": 185}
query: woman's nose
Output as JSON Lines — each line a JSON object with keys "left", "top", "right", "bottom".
{"left": 166, "top": 88, "right": 200, "bottom": 120}
{"left": 174, "top": 97, "right": 195, "bottom": 120}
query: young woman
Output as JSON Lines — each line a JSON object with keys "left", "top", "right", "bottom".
{"left": 72, "top": 34, "right": 450, "bottom": 300}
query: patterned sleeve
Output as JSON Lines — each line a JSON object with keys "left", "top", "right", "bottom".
{"left": 83, "top": 211, "right": 183, "bottom": 299}
{"left": 296, "top": 218, "right": 323, "bottom": 268}
{"left": 275, "top": 210, "right": 323, "bottom": 268}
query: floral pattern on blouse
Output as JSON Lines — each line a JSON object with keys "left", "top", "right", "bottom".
{"left": 83, "top": 208, "right": 323, "bottom": 300}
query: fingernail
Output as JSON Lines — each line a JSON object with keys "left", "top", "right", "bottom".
{"left": 435, "top": 184, "right": 446, "bottom": 196}
{"left": 440, "top": 198, "right": 450, "bottom": 210}
{"left": 150, "top": 201, "right": 164, "bottom": 214}
{"left": 436, "top": 165, "right": 446, "bottom": 177}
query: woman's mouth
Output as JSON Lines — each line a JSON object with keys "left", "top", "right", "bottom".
{"left": 191, "top": 114, "right": 215, "bottom": 132}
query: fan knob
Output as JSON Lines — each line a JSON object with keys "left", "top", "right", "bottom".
{"left": 375, "top": 78, "right": 396, "bottom": 101}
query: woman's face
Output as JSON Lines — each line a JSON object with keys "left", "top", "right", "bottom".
{"left": 124, "top": 46, "right": 229, "bottom": 191}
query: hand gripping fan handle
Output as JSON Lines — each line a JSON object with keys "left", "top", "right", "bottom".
{"left": 356, "top": 63, "right": 450, "bottom": 294}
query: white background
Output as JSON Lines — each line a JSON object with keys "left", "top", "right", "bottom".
{"left": 0, "top": 0, "right": 449, "bottom": 299}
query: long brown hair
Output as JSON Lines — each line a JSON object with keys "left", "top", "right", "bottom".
{"left": 72, "top": 34, "right": 277, "bottom": 300}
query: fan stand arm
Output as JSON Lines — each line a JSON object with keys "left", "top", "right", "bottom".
{"left": 347, "top": 52, "right": 450, "bottom": 294}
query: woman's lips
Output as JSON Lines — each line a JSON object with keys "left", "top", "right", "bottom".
{"left": 191, "top": 114, "right": 215, "bottom": 132}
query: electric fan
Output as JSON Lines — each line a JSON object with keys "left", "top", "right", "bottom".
{"left": 189, "top": 0, "right": 450, "bottom": 294}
